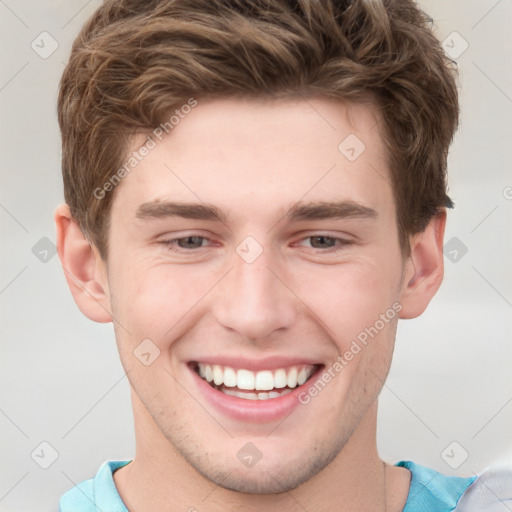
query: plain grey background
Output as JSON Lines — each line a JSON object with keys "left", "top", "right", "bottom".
{"left": 1, "top": 1, "right": 511, "bottom": 511}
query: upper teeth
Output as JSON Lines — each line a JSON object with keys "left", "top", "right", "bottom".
{"left": 197, "top": 363, "right": 315, "bottom": 390}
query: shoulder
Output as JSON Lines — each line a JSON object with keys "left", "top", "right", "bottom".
{"left": 59, "top": 478, "right": 93, "bottom": 511}
{"left": 454, "top": 466, "right": 512, "bottom": 511}
{"left": 397, "top": 460, "right": 475, "bottom": 512}
{"left": 59, "top": 460, "right": 131, "bottom": 512}
{"left": 397, "top": 460, "right": 512, "bottom": 512}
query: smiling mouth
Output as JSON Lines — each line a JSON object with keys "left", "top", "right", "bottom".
{"left": 190, "top": 362, "right": 322, "bottom": 400}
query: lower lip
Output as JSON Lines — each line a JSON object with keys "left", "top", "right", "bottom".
{"left": 189, "top": 365, "right": 322, "bottom": 423}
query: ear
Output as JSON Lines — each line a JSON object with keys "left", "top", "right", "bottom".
{"left": 54, "top": 203, "right": 112, "bottom": 323}
{"left": 399, "top": 210, "right": 446, "bottom": 319}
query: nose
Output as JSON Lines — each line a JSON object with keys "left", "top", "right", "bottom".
{"left": 211, "top": 242, "right": 297, "bottom": 341}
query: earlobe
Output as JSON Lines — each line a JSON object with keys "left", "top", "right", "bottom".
{"left": 399, "top": 211, "right": 447, "bottom": 319}
{"left": 54, "top": 204, "right": 113, "bottom": 323}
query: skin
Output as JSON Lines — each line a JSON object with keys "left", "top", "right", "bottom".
{"left": 55, "top": 97, "right": 446, "bottom": 511}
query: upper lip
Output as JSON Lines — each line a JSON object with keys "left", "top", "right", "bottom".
{"left": 189, "top": 356, "right": 323, "bottom": 372}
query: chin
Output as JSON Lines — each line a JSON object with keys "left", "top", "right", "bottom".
{"left": 193, "top": 463, "right": 312, "bottom": 495}
{"left": 172, "top": 437, "right": 343, "bottom": 495}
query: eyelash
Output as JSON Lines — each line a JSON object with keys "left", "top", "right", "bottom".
{"left": 159, "top": 235, "right": 352, "bottom": 253}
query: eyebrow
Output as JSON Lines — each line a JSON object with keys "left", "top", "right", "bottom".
{"left": 286, "top": 201, "right": 378, "bottom": 222}
{"left": 136, "top": 201, "right": 229, "bottom": 222}
{"left": 135, "top": 200, "right": 378, "bottom": 223}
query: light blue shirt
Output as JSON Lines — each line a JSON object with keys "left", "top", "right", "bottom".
{"left": 60, "top": 459, "right": 512, "bottom": 511}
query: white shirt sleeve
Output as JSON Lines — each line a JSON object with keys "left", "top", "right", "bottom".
{"left": 454, "top": 466, "right": 512, "bottom": 512}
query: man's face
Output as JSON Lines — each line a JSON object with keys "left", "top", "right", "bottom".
{"left": 104, "top": 97, "right": 406, "bottom": 493}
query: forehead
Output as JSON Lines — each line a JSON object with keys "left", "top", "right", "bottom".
{"left": 111, "top": 96, "right": 394, "bottom": 225}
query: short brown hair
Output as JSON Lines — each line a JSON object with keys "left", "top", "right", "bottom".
{"left": 58, "top": 0, "right": 458, "bottom": 258}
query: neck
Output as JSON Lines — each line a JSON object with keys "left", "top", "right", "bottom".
{"left": 114, "top": 394, "right": 410, "bottom": 511}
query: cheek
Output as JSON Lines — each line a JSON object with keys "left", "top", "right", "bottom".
{"left": 111, "top": 261, "right": 217, "bottom": 346}
{"left": 292, "top": 258, "right": 401, "bottom": 348}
